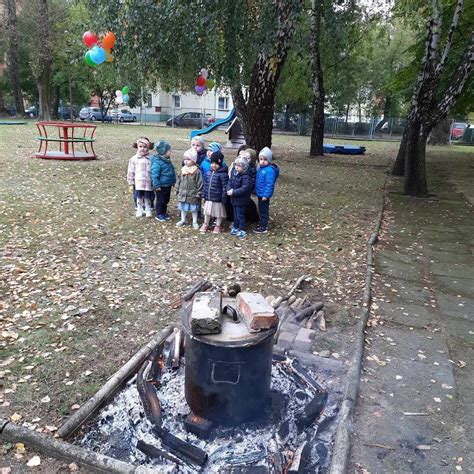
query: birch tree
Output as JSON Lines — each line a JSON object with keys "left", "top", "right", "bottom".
{"left": 392, "top": 0, "right": 474, "bottom": 197}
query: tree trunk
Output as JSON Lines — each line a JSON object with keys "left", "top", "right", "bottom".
{"left": 428, "top": 117, "right": 450, "bottom": 145}
{"left": 5, "top": 0, "right": 25, "bottom": 116}
{"left": 36, "top": 0, "right": 52, "bottom": 120}
{"left": 309, "top": 0, "right": 325, "bottom": 157}
{"left": 51, "top": 86, "right": 60, "bottom": 120}
{"left": 231, "top": 0, "right": 302, "bottom": 152}
{"left": 374, "top": 95, "right": 393, "bottom": 133}
{"left": 392, "top": 126, "right": 408, "bottom": 176}
{"left": 404, "top": 121, "right": 429, "bottom": 197}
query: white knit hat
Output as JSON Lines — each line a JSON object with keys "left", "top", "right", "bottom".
{"left": 259, "top": 147, "right": 273, "bottom": 162}
{"left": 183, "top": 148, "right": 198, "bottom": 162}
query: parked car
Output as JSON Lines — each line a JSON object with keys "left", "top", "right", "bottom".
{"left": 110, "top": 109, "right": 137, "bottom": 122}
{"left": 25, "top": 105, "right": 38, "bottom": 118}
{"left": 166, "top": 112, "right": 212, "bottom": 128}
{"left": 58, "top": 106, "right": 78, "bottom": 120}
{"left": 79, "top": 107, "right": 112, "bottom": 122}
{"left": 451, "top": 122, "right": 467, "bottom": 140}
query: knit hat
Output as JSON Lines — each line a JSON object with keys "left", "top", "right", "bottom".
{"left": 183, "top": 148, "right": 198, "bottom": 162}
{"left": 155, "top": 139, "right": 171, "bottom": 156}
{"left": 235, "top": 156, "right": 249, "bottom": 171}
{"left": 191, "top": 135, "right": 205, "bottom": 146}
{"left": 208, "top": 142, "right": 222, "bottom": 154}
{"left": 210, "top": 151, "right": 224, "bottom": 165}
{"left": 259, "top": 146, "right": 273, "bottom": 162}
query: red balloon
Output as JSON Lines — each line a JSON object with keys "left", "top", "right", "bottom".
{"left": 83, "top": 31, "right": 98, "bottom": 47}
{"left": 196, "top": 76, "right": 206, "bottom": 87}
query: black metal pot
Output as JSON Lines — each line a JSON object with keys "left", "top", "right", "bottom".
{"left": 182, "top": 305, "right": 276, "bottom": 425}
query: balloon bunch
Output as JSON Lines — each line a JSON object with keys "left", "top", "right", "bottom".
{"left": 195, "top": 68, "right": 215, "bottom": 95}
{"left": 83, "top": 31, "right": 115, "bottom": 67}
{"left": 116, "top": 86, "right": 130, "bottom": 104}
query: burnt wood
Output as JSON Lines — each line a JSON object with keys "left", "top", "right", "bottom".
{"left": 136, "top": 439, "right": 182, "bottom": 466}
{"left": 137, "top": 359, "right": 162, "bottom": 427}
{"left": 182, "top": 279, "right": 212, "bottom": 301}
{"left": 294, "top": 303, "right": 324, "bottom": 322}
{"left": 292, "top": 359, "right": 326, "bottom": 392}
{"left": 295, "top": 391, "right": 328, "bottom": 433}
{"left": 152, "top": 426, "right": 208, "bottom": 467}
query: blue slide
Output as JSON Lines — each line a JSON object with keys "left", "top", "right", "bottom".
{"left": 190, "top": 108, "right": 237, "bottom": 140}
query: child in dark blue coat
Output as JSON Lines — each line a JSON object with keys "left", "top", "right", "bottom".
{"left": 151, "top": 140, "right": 176, "bottom": 222}
{"left": 254, "top": 147, "right": 279, "bottom": 233}
{"left": 227, "top": 156, "right": 253, "bottom": 239}
{"left": 200, "top": 151, "right": 228, "bottom": 234}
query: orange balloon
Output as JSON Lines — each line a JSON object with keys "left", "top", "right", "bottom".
{"left": 102, "top": 31, "right": 115, "bottom": 50}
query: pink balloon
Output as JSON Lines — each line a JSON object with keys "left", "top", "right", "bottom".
{"left": 195, "top": 85, "right": 206, "bottom": 94}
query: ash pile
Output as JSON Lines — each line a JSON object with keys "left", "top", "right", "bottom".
{"left": 79, "top": 281, "right": 342, "bottom": 472}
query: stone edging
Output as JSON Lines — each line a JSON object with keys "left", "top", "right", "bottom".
{"left": 329, "top": 180, "right": 387, "bottom": 474}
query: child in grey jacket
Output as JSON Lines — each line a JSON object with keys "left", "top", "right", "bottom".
{"left": 175, "top": 148, "right": 203, "bottom": 229}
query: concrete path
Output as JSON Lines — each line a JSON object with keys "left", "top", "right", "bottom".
{"left": 350, "top": 156, "right": 474, "bottom": 473}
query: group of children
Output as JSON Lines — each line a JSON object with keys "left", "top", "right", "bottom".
{"left": 126, "top": 135, "right": 279, "bottom": 238}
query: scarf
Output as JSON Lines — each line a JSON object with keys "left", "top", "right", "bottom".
{"left": 182, "top": 164, "right": 198, "bottom": 175}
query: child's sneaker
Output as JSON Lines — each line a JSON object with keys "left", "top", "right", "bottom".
{"left": 236, "top": 230, "right": 247, "bottom": 239}
{"left": 254, "top": 227, "right": 268, "bottom": 234}
{"left": 145, "top": 210, "right": 153, "bottom": 218}
{"left": 199, "top": 223, "right": 209, "bottom": 233}
{"left": 230, "top": 227, "right": 238, "bottom": 236}
{"left": 213, "top": 225, "right": 222, "bottom": 234}
{"left": 155, "top": 214, "right": 167, "bottom": 222}
{"left": 176, "top": 220, "right": 186, "bottom": 227}
{"left": 192, "top": 222, "right": 200, "bottom": 230}
{"left": 136, "top": 209, "right": 144, "bottom": 218}
{"left": 163, "top": 214, "right": 171, "bottom": 221}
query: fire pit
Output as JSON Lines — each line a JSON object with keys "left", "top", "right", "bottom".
{"left": 77, "top": 291, "right": 340, "bottom": 471}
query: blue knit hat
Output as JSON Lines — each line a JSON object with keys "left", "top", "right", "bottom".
{"left": 155, "top": 139, "right": 171, "bottom": 156}
{"left": 208, "top": 142, "right": 222, "bottom": 153}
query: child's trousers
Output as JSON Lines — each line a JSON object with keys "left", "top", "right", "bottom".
{"left": 155, "top": 186, "right": 172, "bottom": 216}
{"left": 232, "top": 205, "right": 247, "bottom": 231}
{"left": 258, "top": 198, "right": 270, "bottom": 230}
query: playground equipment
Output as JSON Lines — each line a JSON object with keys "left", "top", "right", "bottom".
{"left": 34, "top": 121, "right": 97, "bottom": 160}
{"left": 323, "top": 144, "right": 366, "bottom": 155}
{"left": 190, "top": 108, "right": 237, "bottom": 141}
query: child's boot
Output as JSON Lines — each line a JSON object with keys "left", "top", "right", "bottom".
{"left": 200, "top": 223, "right": 209, "bottom": 233}
{"left": 213, "top": 225, "right": 222, "bottom": 234}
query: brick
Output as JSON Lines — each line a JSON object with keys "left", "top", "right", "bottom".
{"left": 281, "top": 321, "right": 301, "bottom": 334}
{"left": 277, "top": 331, "right": 296, "bottom": 349}
{"left": 294, "top": 328, "right": 315, "bottom": 352}
{"left": 190, "top": 291, "right": 222, "bottom": 335}
{"left": 236, "top": 292, "right": 279, "bottom": 332}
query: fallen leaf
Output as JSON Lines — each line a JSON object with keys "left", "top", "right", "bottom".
{"left": 40, "top": 395, "right": 50, "bottom": 403}
{"left": 416, "top": 445, "right": 431, "bottom": 450}
{"left": 27, "top": 456, "right": 41, "bottom": 467}
{"left": 457, "top": 360, "right": 466, "bottom": 368}
{"left": 10, "top": 413, "right": 22, "bottom": 422}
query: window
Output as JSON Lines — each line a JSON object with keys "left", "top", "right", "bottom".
{"left": 172, "top": 95, "right": 181, "bottom": 108}
{"left": 218, "top": 97, "right": 229, "bottom": 110}
{"left": 147, "top": 94, "right": 152, "bottom": 107}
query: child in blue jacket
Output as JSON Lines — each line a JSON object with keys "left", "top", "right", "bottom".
{"left": 151, "top": 140, "right": 176, "bottom": 222}
{"left": 254, "top": 147, "right": 279, "bottom": 234}
{"left": 227, "top": 156, "right": 253, "bottom": 239}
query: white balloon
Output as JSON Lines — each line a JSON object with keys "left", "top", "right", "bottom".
{"left": 116, "top": 97, "right": 123, "bottom": 104}
{"left": 200, "top": 68, "right": 208, "bottom": 79}
{"left": 116, "top": 90, "right": 122, "bottom": 97}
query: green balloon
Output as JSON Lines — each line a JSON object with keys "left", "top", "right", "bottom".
{"left": 121, "top": 86, "right": 129, "bottom": 95}
{"left": 84, "top": 50, "right": 97, "bottom": 68}
{"left": 205, "top": 79, "right": 215, "bottom": 90}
